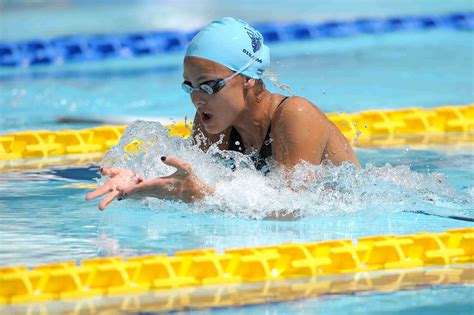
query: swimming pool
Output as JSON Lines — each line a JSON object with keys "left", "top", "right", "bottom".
{"left": 1, "top": 0, "right": 473, "bottom": 314}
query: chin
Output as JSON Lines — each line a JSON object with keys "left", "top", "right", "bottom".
{"left": 205, "top": 127, "right": 222, "bottom": 135}
{"left": 205, "top": 124, "right": 226, "bottom": 135}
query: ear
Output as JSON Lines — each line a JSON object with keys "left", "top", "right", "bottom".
{"left": 244, "top": 78, "right": 256, "bottom": 90}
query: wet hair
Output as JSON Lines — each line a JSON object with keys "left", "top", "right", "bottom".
{"left": 241, "top": 75, "right": 265, "bottom": 103}
{"left": 253, "top": 79, "right": 265, "bottom": 103}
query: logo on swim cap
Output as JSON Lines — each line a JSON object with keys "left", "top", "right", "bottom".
{"left": 186, "top": 18, "right": 269, "bottom": 79}
{"left": 245, "top": 27, "right": 262, "bottom": 53}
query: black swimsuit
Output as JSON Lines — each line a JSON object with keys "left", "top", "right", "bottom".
{"left": 227, "top": 96, "right": 289, "bottom": 172}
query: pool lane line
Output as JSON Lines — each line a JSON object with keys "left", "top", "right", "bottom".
{"left": 0, "top": 264, "right": 471, "bottom": 314}
{"left": 0, "top": 153, "right": 102, "bottom": 173}
{"left": 405, "top": 210, "right": 474, "bottom": 223}
{"left": 1, "top": 12, "right": 472, "bottom": 68}
{"left": 1, "top": 104, "right": 473, "bottom": 163}
{"left": 0, "top": 228, "right": 472, "bottom": 306}
{"left": 55, "top": 115, "right": 182, "bottom": 126}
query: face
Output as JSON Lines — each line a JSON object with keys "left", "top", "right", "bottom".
{"left": 183, "top": 57, "right": 248, "bottom": 134}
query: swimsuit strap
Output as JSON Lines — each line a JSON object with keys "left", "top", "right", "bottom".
{"left": 276, "top": 96, "right": 290, "bottom": 110}
{"left": 258, "top": 96, "right": 289, "bottom": 159}
{"left": 227, "top": 96, "right": 290, "bottom": 171}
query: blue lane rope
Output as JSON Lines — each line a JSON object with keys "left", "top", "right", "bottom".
{"left": 1, "top": 12, "right": 472, "bottom": 68}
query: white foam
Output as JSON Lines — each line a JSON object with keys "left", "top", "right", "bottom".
{"left": 100, "top": 121, "right": 471, "bottom": 219}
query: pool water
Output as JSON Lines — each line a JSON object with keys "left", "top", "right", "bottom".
{"left": 1, "top": 145, "right": 472, "bottom": 267}
{"left": 1, "top": 0, "right": 472, "bottom": 41}
{"left": 1, "top": 30, "right": 473, "bottom": 133}
{"left": 193, "top": 285, "right": 474, "bottom": 315}
{"left": 0, "top": 0, "right": 473, "bottom": 314}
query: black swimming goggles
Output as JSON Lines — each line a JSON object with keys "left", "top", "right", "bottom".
{"left": 181, "top": 70, "right": 241, "bottom": 95}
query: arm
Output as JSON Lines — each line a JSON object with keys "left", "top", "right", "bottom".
{"left": 86, "top": 112, "right": 225, "bottom": 211}
{"left": 115, "top": 156, "right": 214, "bottom": 203}
{"left": 86, "top": 157, "right": 214, "bottom": 210}
{"left": 272, "top": 97, "right": 360, "bottom": 169}
{"left": 258, "top": 99, "right": 333, "bottom": 220}
{"left": 272, "top": 97, "right": 330, "bottom": 169}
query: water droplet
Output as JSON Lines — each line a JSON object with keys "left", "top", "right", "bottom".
{"left": 353, "top": 130, "right": 362, "bottom": 143}
{"left": 235, "top": 141, "right": 240, "bottom": 146}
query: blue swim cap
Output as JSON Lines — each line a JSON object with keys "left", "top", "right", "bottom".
{"left": 185, "top": 17, "right": 270, "bottom": 80}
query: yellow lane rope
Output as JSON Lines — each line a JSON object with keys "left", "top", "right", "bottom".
{"left": 0, "top": 228, "right": 472, "bottom": 306}
{"left": 1, "top": 265, "right": 471, "bottom": 314}
{"left": 1, "top": 104, "right": 472, "bottom": 161}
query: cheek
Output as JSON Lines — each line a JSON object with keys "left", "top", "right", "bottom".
{"left": 203, "top": 96, "right": 241, "bottom": 133}
{"left": 218, "top": 85, "right": 245, "bottom": 110}
{"left": 214, "top": 94, "right": 242, "bottom": 117}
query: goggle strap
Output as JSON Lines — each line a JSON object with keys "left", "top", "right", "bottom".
{"left": 224, "top": 46, "right": 263, "bottom": 82}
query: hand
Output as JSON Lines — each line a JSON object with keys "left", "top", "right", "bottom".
{"left": 116, "top": 156, "right": 213, "bottom": 204}
{"left": 85, "top": 167, "right": 143, "bottom": 210}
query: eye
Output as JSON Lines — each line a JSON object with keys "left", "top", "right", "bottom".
{"left": 181, "top": 81, "right": 193, "bottom": 94}
{"left": 199, "top": 80, "right": 218, "bottom": 95}
{"left": 203, "top": 79, "right": 225, "bottom": 94}
{"left": 200, "top": 84, "right": 214, "bottom": 95}
{"left": 199, "top": 80, "right": 218, "bottom": 87}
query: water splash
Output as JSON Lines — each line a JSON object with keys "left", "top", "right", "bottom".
{"left": 263, "top": 69, "right": 293, "bottom": 96}
{"left": 100, "top": 121, "right": 472, "bottom": 220}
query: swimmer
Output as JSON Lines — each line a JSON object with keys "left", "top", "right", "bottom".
{"left": 86, "top": 17, "right": 360, "bottom": 210}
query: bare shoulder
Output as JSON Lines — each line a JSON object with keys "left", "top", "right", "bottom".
{"left": 270, "top": 96, "right": 332, "bottom": 166}
{"left": 272, "top": 96, "right": 331, "bottom": 134}
{"left": 271, "top": 96, "right": 360, "bottom": 167}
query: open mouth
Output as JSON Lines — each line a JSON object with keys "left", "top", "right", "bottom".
{"left": 201, "top": 111, "right": 213, "bottom": 124}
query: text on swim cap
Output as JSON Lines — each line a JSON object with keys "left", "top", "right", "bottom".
{"left": 242, "top": 49, "right": 263, "bottom": 63}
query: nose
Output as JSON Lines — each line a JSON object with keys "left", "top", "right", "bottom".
{"left": 190, "top": 90, "right": 208, "bottom": 108}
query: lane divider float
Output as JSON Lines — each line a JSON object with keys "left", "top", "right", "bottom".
{"left": 0, "top": 265, "right": 471, "bottom": 314}
{"left": 1, "top": 12, "right": 472, "bottom": 67}
{"left": 0, "top": 104, "right": 472, "bottom": 163}
{"left": 0, "top": 228, "right": 472, "bottom": 306}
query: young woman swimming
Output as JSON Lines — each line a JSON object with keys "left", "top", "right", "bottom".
{"left": 86, "top": 17, "right": 360, "bottom": 210}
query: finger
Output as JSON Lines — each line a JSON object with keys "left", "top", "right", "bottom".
{"left": 117, "top": 178, "right": 168, "bottom": 197}
{"left": 85, "top": 184, "right": 113, "bottom": 200}
{"left": 160, "top": 171, "right": 179, "bottom": 180}
{"left": 161, "top": 156, "right": 191, "bottom": 176}
{"left": 131, "top": 175, "right": 144, "bottom": 184}
{"left": 99, "top": 190, "right": 119, "bottom": 211}
{"left": 116, "top": 183, "right": 145, "bottom": 198}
